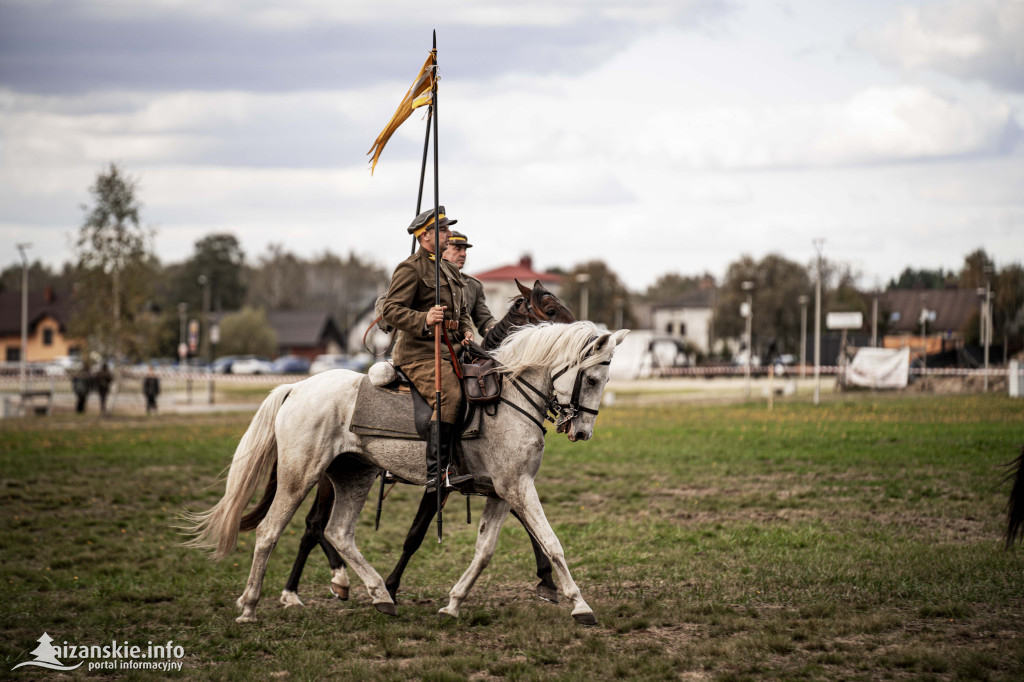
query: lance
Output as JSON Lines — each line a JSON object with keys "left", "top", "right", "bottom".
{"left": 431, "top": 30, "right": 444, "bottom": 543}
{"left": 380, "top": 44, "right": 438, "bottom": 532}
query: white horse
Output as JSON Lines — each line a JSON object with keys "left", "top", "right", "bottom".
{"left": 186, "top": 321, "right": 629, "bottom": 624}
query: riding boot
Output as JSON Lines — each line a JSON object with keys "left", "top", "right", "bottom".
{"left": 440, "top": 421, "right": 475, "bottom": 492}
{"left": 424, "top": 421, "right": 442, "bottom": 492}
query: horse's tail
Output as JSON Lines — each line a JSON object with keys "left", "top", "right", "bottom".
{"left": 1003, "top": 446, "right": 1024, "bottom": 550}
{"left": 183, "top": 384, "right": 291, "bottom": 560}
{"left": 238, "top": 461, "right": 277, "bottom": 532}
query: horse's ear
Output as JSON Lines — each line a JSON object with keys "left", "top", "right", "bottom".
{"left": 533, "top": 280, "right": 548, "bottom": 294}
{"left": 612, "top": 329, "right": 630, "bottom": 346}
{"left": 515, "top": 279, "right": 533, "bottom": 298}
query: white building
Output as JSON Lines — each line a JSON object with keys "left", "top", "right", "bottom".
{"left": 650, "top": 289, "right": 715, "bottom": 354}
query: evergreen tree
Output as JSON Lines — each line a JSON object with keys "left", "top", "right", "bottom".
{"left": 69, "top": 163, "right": 156, "bottom": 361}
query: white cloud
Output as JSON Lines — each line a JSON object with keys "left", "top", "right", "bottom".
{"left": 856, "top": 0, "right": 1024, "bottom": 91}
{"left": 13, "top": 0, "right": 730, "bottom": 30}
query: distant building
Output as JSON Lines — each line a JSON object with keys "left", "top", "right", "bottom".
{"left": 266, "top": 311, "right": 345, "bottom": 358}
{"left": 212, "top": 309, "right": 345, "bottom": 359}
{"left": 879, "top": 288, "right": 980, "bottom": 357}
{"left": 649, "top": 288, "right": 715, "bottom": 354}
{"left": 471, "top": 255, "right": 563, "bottom": 315}
{"left": 0, "top": 286, "right": 80, "bottom": 363}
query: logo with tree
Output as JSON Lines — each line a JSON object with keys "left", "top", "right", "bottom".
{"left": 12, "top": 633, "right": 83, "bottom": 672}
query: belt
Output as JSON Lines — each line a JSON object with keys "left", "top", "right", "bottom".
{"left": 442, "top": 320, "right": 459, "bottom": 331}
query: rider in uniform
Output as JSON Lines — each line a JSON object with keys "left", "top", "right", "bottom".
{"left": 443, "top": 230, "right": 496, "bottom": 338}
{"left": 381, "top": 207, "right": 475, "bottom": 491}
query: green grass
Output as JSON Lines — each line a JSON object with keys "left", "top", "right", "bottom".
{"left": 1, "top": 394, "right": 1023, "bottom": 680}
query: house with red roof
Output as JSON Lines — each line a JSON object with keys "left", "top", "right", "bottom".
{"left": 0, "top": 286, "right": 80, "bottom": 364}
{"left": 470, "top": 255, "right": 563, "bottom": 315}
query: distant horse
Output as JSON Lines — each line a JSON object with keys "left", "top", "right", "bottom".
{"left": 1003, "top": 447, "right": 1024, "bottom": 549}
{"left": 240, "top": 279, "right": 575, "bottom": 607}
{"left": 187, "top": 322, "right": 628, "bottom": 624}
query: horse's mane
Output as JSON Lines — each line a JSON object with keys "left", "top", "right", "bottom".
{"left": 492, "top": 321, "right": 615, "bottom": 380}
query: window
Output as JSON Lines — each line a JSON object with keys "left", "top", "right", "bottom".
{"left": 6, "top": 348, "right": 20, "bottom": 362}
{"left": 678, "top": 323, "right": 687, "bottom": 337}
{"left": 665, "top": 322, "right": 674, "bottom": 334}
{"left": 43, "top": 328, "right": 54, "bottom": 346}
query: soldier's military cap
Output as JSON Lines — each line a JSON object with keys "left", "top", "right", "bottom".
{"left": 407, "top": 206, "right": 458, "bottom": 236}
{"left": 448, "top": 230, "right": 473, "bottom": 248}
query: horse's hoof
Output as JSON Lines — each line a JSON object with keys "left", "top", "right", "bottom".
{"left": 280, "top": 591, "right": 304, "bottom": 608}
{"left": 330, "top": 584, "right": 350, "bottom": 600}
{"left": 537, "top": 584, "right": 559, "bottom": 603}
{"left": 374, "top": 602, "right": 398, "bottom": 617}
{"left": 235, "top": 614, "right": 258, "bottom": 624}
{"left": 572, "top": 611, "right": 598, "bottom": 626}
{"left": 437, "top": 607, "right": 458, "bottom": 619}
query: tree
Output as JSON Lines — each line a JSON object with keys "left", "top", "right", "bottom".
{"left": 888, "top": 267, "right": 957, "bottom": 290}
{"left": 172, "top": 234, "right": 247, "bottom": 314}
{"left": 69, "top": 163, "right": 156, "bottom": 361}
{"left": 558, "top": 261, "right": 635, "bottom": 329}
{"left": 713, "top": 253, "right": 812, "bottom": 358}
{"left": 959, "top": 248, "right": 995, "bottom": 291}
{"left": 303, "top": 251, "right": 388, "bottom": 336}
{"left": 245, "top": 244, "right": 308, "bottom": 310}
{"left": 0, "top": 260, "right": 74, "bottom": 294}
{"left": 216, "top": 306, "right": 278, "bottom": 357}
{"left": 992, "top": 262, "right": 1024, "bottom": 346}
{"left": 642, "top": 272, "right": 716, "bottom": 306}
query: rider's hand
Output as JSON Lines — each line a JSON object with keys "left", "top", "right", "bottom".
{"left": 463, "top": 331, "right": 474, "bottom": 343}
{"left": 426, "top": 305, "right": 447, "bottom": 326}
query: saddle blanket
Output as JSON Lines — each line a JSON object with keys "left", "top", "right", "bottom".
{"left": 349, "top": 375, "right": 482, "bottom": 440}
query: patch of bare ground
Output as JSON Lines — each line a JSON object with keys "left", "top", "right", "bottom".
{"left": 904, "top": 375, "right": 1008, "bottom": 394}
{"left": 665, "top": 506, "right": 987, "bottom": 542}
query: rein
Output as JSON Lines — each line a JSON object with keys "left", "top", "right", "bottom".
{"left": 495, "top": 336, "right": 612, "bottom": 436}
{"left": 500, "top": 375, "right": 558, "bottom": 435}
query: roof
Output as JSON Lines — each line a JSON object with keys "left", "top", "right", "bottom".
{"left": 880, "top": 288, "right": 980, "bottom": 334}
{"left": 471, "top": 255, "right": 562, "bottom": 284}
{"left": 266, "top": 311, "right": 344, "bottom": 347}
{"left": 652, "top": 289, "right": 714, "bottom": 311}
{"left": 210, "top": 309, "right": 344, "bottom": 347}
{"left": 0, "top": 287, "right": 73, "bottom": 336}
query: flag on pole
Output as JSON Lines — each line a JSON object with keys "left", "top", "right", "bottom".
{"left": 367, "top": 51, "right": 436, "bottom": 174}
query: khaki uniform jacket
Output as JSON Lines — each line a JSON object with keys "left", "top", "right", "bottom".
{"left": 382, "top": 247, "right": 474, "bottom": 366}
{"left": 463, "top": 274, "right": 496, "bottom": 337}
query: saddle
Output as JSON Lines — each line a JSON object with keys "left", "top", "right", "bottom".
{"left": 349, "top": 366, "right": 483, "bottom": 441}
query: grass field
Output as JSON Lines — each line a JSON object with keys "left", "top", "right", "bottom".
{"left": 1, "top": 394, "right": 1023, "bottom": 680}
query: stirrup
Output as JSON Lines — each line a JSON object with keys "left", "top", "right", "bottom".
{"left": 426, "top": 471, "right": 475, "bottom": 494}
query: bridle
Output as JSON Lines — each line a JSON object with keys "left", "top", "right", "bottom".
{"left": 550, "top": 357, "right": 611, "bottom": 435}
{"left": 497, "top": 337, "right": 610, "bottom": 436}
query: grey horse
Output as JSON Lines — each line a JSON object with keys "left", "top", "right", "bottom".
{"left": 186, "top": 322, "right": 628, "bottom": 624}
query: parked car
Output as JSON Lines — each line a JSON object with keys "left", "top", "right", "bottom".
{"left": 310, "top": 354, "right": 364, "bottom": 375}
{"left": 271, "top": 355, "right": 311, "bottom": 374}
{"left": 211, "top": 355, "right": 240, "bottom": 374}
{"left": 178, "top": 358, "right": 211, "bottom": 372}
{"left": 231, "top": 356, "right": 275, "bottom": 375}
{"left": 44, "top": 355, "right": 83, "bottom": 375}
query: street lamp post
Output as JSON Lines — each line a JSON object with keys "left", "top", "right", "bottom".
{"left": 978, "top": 279, "right": 992, "bottom": 392}
{"left": 742, "top": 280, "right": 754, "bottom": 399}
{"left": 575, "top": 273, "right": 590, "bottom": 321}
{"left": 920, "top": 306, "right": 930, "bottom": 389}
{"left": 198, "top": 275, "right": 213, "bottom": 405}
{"left": 177, "top": 302, "right": 188, "bottom": 364}
{"left": 812, "top": 239, "right": 824, "bottom": 406}
{"left": 16, "top": 243, "right": 31, "bottom": 396}
{"left": 798, "top": 294, "right": 809, "bottom": 381}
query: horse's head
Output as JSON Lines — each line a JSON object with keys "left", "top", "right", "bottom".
{"left": 515, "top": 279, "right": 575, "bottom": 324}
{"left": 552, "top": 327, "right": 629, "bottom": 442}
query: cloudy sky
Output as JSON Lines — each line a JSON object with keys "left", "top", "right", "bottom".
{"left": 1, "top": 0, "right": 1022, "bottom": 292}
